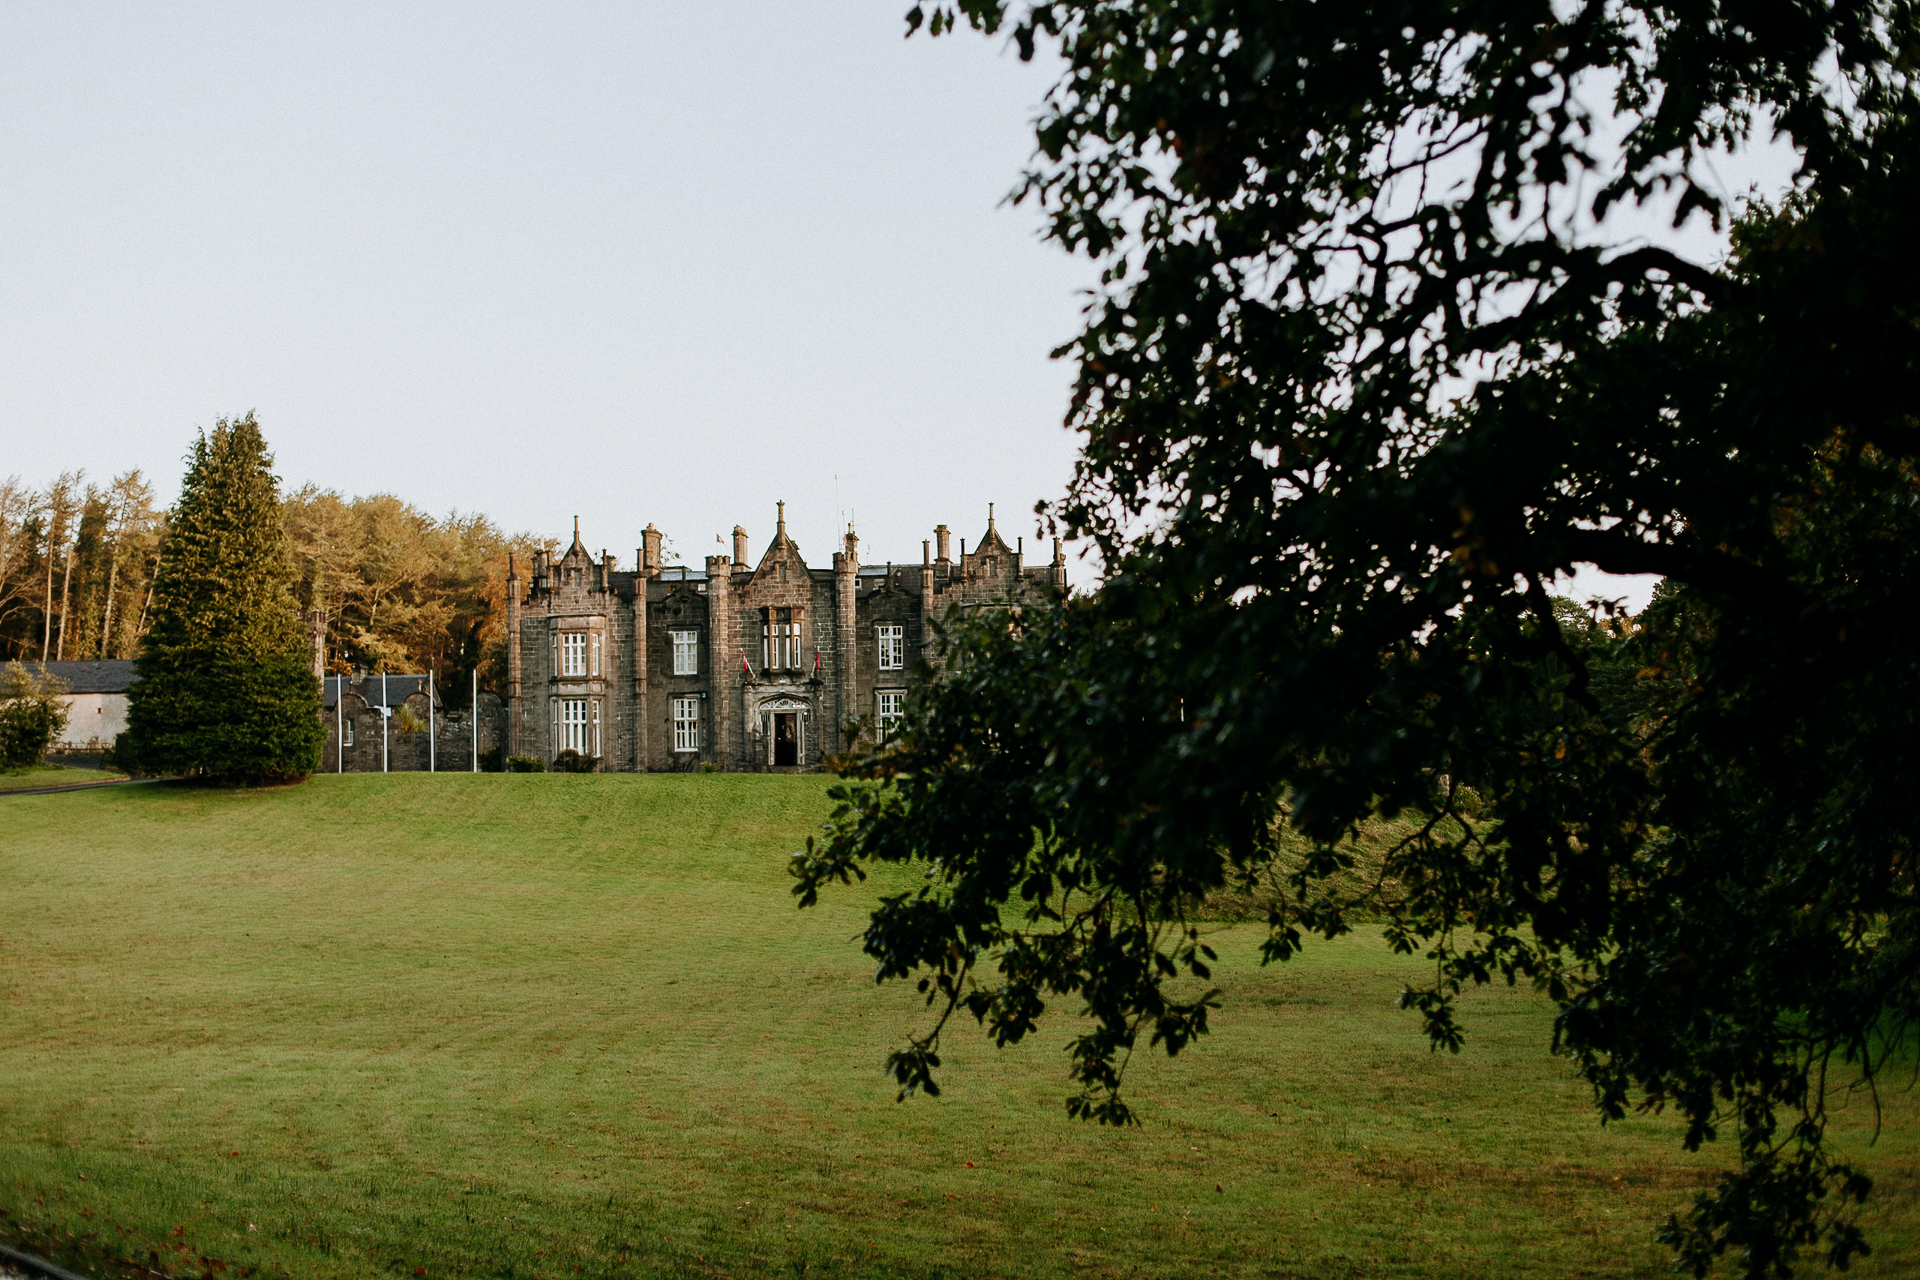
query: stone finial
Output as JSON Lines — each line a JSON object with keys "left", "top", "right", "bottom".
{"left": 777, "top": 500, "right": 787, "bottom": 538}
{"left": 988, "top": 502, "right": 996, "bottom": 534}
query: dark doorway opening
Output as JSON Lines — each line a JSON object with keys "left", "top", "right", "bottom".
{"left": 773, "top": 713, "right": 798, "bottom": 767}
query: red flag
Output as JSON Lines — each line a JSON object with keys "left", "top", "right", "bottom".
{"left": 742, "top": 655, "right": 752, "bottom": 678}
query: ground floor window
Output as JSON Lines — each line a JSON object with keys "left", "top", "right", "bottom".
{"left": 673, "top": 697, "right": 700, "bottom": 753}
{"left": 562, "top": 699, "right": 588, "bottom": 753}
{"left": 876, "top": 690, "right": 904, "bottom": 740}
{"left": 343, "top": 718, "right": 354, "bottom": 747}
{"left": 591, "top": 699, "right": 601, "bottom": 757}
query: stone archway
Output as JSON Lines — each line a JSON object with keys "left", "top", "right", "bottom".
{"left": 749, "top": 693, "right": 813, "bottom": 770}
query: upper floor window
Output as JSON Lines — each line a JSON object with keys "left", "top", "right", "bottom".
{"left": 764, "top": 607, "right": 800, "bottom": 670}
{"left": 675, "top": 629, "right": 706, "bottom": 675}
{"left": 671, "top": 629, "right": 699, "bottom": 676}
{"left": 561, "top": 631, "right": 587, "bottom": 676}
{"left": 877, "top": 624, "right": 904, "bottom": 671}
{"left": 591, "top": 632, "right": 602, "bottom": 677}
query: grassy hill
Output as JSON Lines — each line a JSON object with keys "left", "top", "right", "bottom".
{"left": 1, "top": 775, "right": 1913, "bottom": 1279}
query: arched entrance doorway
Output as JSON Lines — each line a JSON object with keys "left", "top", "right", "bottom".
{"left": 752, "top": 695, "right": 812, "bottom": 770}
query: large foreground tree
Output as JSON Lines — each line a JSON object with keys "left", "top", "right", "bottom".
{"left": 795, "top": 3, "right": 1920, "bottom": 1276}
{"left": 123, "top": 415, "right": 323, "bottom": 783}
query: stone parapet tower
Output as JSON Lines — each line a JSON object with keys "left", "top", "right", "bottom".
{"left": 832, "top": 523, "right": 858, "bottom": 757}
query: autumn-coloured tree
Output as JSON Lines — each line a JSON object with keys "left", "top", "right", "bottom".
{"left": 282, "top": 486, "right": 538, "bottom": 704}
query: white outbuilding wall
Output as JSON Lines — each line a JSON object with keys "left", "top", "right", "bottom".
{"left": 56, "top": 691, "right": 130, "bottom": 749}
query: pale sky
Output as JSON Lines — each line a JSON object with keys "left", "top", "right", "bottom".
{"left": 2, "top": 4, "right": 1797, "bottom": 610}
{"left": 1, "top": 2, "right": 1088, "bottom": 575}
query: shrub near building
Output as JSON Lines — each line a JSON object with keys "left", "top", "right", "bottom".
{"left": 121, "top": 414, "right": 324, "bottom": 783}
{"left": 0, "top": 662, "right": 69, "bottom": 769}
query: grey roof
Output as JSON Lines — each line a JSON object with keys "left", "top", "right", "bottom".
{"left": 30, "top": 660, "right": 139, "bottom": 693}
{"left": 656, "top": 566, "right": 709, "bottom": 581}
{"left": 323, "top": 674, "right": 432, "bottom": 709}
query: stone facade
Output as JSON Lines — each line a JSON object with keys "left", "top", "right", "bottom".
{"left": 508, "top": 505, "right": 1066, "bottom": 772}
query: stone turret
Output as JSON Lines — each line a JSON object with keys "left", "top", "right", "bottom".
{"left": 706, "top": 551, "right": 736, "bottom": 768}
{"left": 834, "top": 524, "right": 858, "bottom": 753}
{"left": 505, "top": 553, "right": 522, "bottom": 754}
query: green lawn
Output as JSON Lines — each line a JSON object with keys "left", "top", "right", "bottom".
{"left": 1, "top": 776, "right": 1912, "bottom": 1280}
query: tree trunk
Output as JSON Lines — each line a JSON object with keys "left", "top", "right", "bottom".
{"left": 135, "top": 558, "right": 157, "bottom": 639}
{"left": 101, "top": 548, "right": 120, "bottom": 658}
{"left": 56, "top": 544, "right": 73, "bottom": 661}
{"left": 41, "top": 544, "right": 54, "bottom": 661}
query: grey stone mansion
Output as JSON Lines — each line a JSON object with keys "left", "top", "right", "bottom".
{"left": 504, "top": 504, "right": 1064, "bottom": 771}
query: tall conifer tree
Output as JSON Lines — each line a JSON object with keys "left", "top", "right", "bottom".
{"left": 123, "top": 414, "right": 323, "bottom": 782}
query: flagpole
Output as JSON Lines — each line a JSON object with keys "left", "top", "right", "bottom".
{"left": 472, "top": 668, "right": 478, "bottom": 772}
{"left": 429, "top": 668, "right": 436, "bottom": 773}
{"left": 335, "top": 675, "right": 342, "bottom": 774}
{"left": 382, "top": 669, "right": 389, "bottom": 773}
